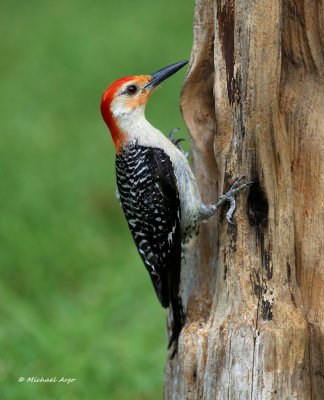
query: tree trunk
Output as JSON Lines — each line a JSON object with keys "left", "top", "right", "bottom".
{"left": 164, "top": 1, "right": 324, "bottom": 399}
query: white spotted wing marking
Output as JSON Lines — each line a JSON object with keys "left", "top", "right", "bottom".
{"left": 115, "top": 143, "right": 181, "bottom": 308}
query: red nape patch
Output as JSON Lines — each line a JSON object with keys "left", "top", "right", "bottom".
{"left": 100, "top": 76, "right": 136, "bottom": 153}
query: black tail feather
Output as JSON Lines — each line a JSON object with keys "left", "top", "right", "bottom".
{"left": 167, "top": 251, "right": 185, "bottom": 358}
{"left": 167, "top": 295, "right": 185, "bottom": 358}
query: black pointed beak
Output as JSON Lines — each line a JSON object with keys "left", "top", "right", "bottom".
{"left": 144, "top": 60, "right": 188, "bottom": 89}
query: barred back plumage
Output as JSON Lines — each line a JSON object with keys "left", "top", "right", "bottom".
{"left": 116, "top": 142, "right": 185, "bottom": 346}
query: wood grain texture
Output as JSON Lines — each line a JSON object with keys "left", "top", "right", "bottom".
{"left": 164, "top": 1, "right": 324, "bottom": 399}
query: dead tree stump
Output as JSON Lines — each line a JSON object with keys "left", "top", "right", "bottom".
{"left": 164, "top": 1, "right": 324, "bottom": 399}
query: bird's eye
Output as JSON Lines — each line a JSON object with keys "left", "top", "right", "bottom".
{"left": 126, "top": 85, "right": 138, "bottom": 95}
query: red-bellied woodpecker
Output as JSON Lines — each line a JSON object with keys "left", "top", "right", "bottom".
{"left": 100, "top": 61, "right": 252, "bottom": 354}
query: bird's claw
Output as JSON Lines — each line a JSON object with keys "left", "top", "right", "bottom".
{"left": 230, "top": 176, "right": 246, "bottom": 189}
{"left": 174, "top": 138, "right": 185, "bottom": 146}
{"left": 168, "top": 128, "right": 190, "bottom": 159}
{"left": 222, "top": 177, "right": 254, "bottom": 225}
{"left": 169, "top": 128, "right": 180, "bottom": 142}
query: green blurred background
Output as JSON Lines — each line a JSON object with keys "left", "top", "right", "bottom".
{"left": 0, "top": 1, "right": 193, "bottom": 398}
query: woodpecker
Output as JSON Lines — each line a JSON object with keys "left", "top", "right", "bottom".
{"left": 100, "top": 61, "right": 251, "bottom": 353}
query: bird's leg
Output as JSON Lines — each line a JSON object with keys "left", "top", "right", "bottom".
{"left": 168, "top": 128, "right": 190, "bottom": 159}
{"left": 200, "top": 177, "right": 254, "bottom": 224}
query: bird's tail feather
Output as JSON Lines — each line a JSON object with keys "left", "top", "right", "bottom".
{"left": 168, "top": 297, "right": 185, "bottom": 357}
{"left": 167, "top": 263, "right": 185, "bottom": 358}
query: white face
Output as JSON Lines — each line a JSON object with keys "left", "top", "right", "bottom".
{"left": 110, "top": 76, "right": 152, "bottom": 119}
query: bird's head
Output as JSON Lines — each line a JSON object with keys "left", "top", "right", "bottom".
{"left": 100, "top": 60, "right": 188, "bottom": 153}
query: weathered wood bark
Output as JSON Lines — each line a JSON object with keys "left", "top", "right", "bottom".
{"left": 164, "top": 1, "right": 324, "bottom": 399}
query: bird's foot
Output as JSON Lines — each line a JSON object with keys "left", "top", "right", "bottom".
{"left": 168, "top": 127, "right": 179, "bottom": 142}
{"left": 218, "top": 177, "right": 254, "bottom": 224}
{"left": 168, "top": 128, "right": 190, "bottom": 159}
{"left": 209, "top": 176, "right": 254, "bottom": 225}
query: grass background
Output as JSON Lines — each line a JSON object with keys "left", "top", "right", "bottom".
{"left": 0, "top": 1, "right": 194, "bottom": 398}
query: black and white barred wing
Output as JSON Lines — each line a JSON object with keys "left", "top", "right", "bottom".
{"left": 116, "top": 145, "right": 181, "bottom": 309}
